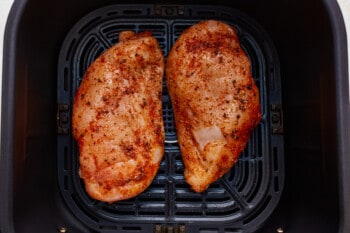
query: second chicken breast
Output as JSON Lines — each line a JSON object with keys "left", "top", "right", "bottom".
{"left": 166, "top": 20, "right": 261, "bottom": 192}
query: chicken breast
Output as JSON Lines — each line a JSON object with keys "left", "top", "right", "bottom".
{"left": 166, "top": 20, "right": 261, "bottom": 192}
{"left": 72, "top": 31, "right": 165, "bottom": 202}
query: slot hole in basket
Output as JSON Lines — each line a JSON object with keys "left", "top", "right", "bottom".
{"left": 242, "top": 195, "right": 272, "bottom": 224}
{"left": 79, "top": 37, "right": 98, "bottom": 78}
{"left": 63, "top": 67, "right": 69, "bottom": 91}
{"left": 199, "top": 228, "right": 219, "bottom": 233}
{"left": 65, "top": 38, "right": 76, "bottom": 61}
{"left": 99, "top": 225, "right": 118, "bottom": 230}
{"left": 78, "top": 16, "right": 102, "bottom": 34}
{"left": 123, "top": 9, "right": 143, "bottom": 15}
{"left": 122, "top": 226, "right": 142, "bottom": 231}
{"left": 257, "top": 123, "right": 263, "bottom": 157}
{"left": 63, "top": 175, "right": 68, "bottom": 191}
{"left": 274, "top": 176, "right": 279, "bottom": 192}
{"left": 224, "top": 228, "right": 242, "bottom": 233}
{"left": 101, "top": 205, "right": 135, "bottom": 215}
{"left": 205, "top": 207, "right": 241, "bottom": 216}
{"left": 71, "top": 194, "right": 99, "bottom": 222}
{"left": 246, "top": 160, "right": 263, "bottom": 203}
{"left": 63, "top": 146, "right": 68, "bottom": 170}
{"left": 106, "top": 11, "right": 118, "bottom": 16}
{"left": 237, "top": 161, "right": 249, "bottom": 192}
{"left": 273, "top": 147, "right": 279, "bottom": 171}
{"left": 226, "top": 165, "right": 236, "bottom": 182}
{"left": 175, "top": 209, "right": 203, "bottom": 216}
{"left": 139, "top": 24, "right": 166, "bottom": 31}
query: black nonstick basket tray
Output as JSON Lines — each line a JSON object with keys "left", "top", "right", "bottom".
{"left": 56, "top": 4, "right": 284, "bottom": 232}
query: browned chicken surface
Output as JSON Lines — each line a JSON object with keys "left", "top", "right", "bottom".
{"left": 166, "top": 20, "right": 261, "bottom": 192}
{"left": 72, "top": 31, "right": 165, "bottom": 202}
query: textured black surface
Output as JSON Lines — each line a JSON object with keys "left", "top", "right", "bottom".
{"left": 57, "top": 4, "right": 284, "bottom": 232}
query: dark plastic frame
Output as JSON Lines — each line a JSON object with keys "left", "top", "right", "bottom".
{"left": 1, "top": 0, "right": 349, "bottom": 232}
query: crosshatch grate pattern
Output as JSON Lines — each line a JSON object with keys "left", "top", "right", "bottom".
{"left": 57, "top": 4, "right": 284, "bottom": 233}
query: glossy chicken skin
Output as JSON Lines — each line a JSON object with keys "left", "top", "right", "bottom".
{"left": 166, "top": 20, "right": 261, "bottom": 192}
{"left": 72, "top": 31, "right": 165, "bottom": 202}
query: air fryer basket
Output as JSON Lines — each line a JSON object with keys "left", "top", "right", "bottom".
{"left": 1, "top": 0, "right": 349, "bottom": 233}
{"left": 56, "top": 4, "right": 284, "bottom": 232}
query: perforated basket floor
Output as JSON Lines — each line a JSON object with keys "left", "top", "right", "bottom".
{"left": 57, "top": 4, "right": 284, "bottom": 233}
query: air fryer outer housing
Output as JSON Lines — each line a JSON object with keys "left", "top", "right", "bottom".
{"left": 1, "top": 0, "right": 349, "bottom": 233}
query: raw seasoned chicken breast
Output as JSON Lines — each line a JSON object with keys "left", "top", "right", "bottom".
{"left": 72, "top": 31, "right": 165, "bottom": 202}
{"left": 166, "top": 20, "right": 261, "bottom": 192}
